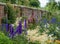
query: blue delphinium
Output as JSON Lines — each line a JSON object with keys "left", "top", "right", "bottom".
{"left": 15, "top": 21, "right": 22, "bottom": 35}
{"left": 24, "top": 19, "right": 27, "bottom": 29}
{"left": 1, "top": 24, "right": 9, "bottom": 32}
{"left": 42, "top": 18, "right": 47, "bottom": 24}
{"left": 51, "top": 17, "right": 56, "bottom": 24}
{"left": 9, "top": 24, "right": 14, "bottom": 38}
{"left": 5, "top": 24, "right": 9, "bottom": 32}
{"left": 24, "top": 19, "right": 27, "bottom": 35}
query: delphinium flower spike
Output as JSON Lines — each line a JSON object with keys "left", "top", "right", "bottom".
{"left": 43, "top": 18, "right": 47, "bottom": 24}
{"left": 5, "top": 24, "right": 9, "bottom": 32}
{"left": 51, "top": 17, "right": 56, "bottom": 24}
{"left": 15, "top": 21, "right": 22, "bottom": 35}
{"left": 9, "top": 24, "right": 14, "bottom": 38}
{"left": 24, "top": 19, "right": 27, "bottom": 29}
{"left": 24, "top": 19, "right": 27, "bottom": 35}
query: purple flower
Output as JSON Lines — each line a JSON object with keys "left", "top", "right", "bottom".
{"left": 24, "top": 19, "right": 28, "bottom": 35}
{"left": 42, "top": 18, "right": 47, "bottom": 24}
{"left": 5, "top": 24, "right": 9, "bottom": 32}
{"left": 15, "top": 21, "right": 22, "bottom": 35}
{"left": 51, "top": 17, "right": 56, "bottom": 23}
{"left": 9, "top": 24, "right": 14, "bottom": 38}
{"left": 1, "top": 24, "right": 9, "bottom": 32}
{"left": 24, "top": 19, "right": 27, "bottom": 29}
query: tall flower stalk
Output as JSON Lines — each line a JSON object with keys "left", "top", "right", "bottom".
{"left": 15, "top": 21, "right": 22, "bottom": 35}
{"left": 5, "top": 24, "right": 9, "bottom": 32}
{"left": 9, "top": 24, "right": 14, "bottom": 38}
{"left": 24, "top": 19, "right": 29, "bottom": 44}
{"left": 50, "top": 17, "right": 56, "bottom": 24}
{"left": 43, "top": 18, "right": 47, "bottom": 24}
{"left": 24, "top": 19, "right": 27, "bottom": 35}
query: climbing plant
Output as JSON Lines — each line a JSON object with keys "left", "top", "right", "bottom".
{"left": 3, "top": 3, "right": 19, "bottom": 24}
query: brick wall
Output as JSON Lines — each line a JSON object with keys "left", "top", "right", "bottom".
{"left": 0, "top": 3, "right": 49, "bottom": 24}
{"left": 23, "top": 8, "right": 32, "bottom": 18}
{"left": 0, "top": 5, "right": 4, "bottom": 25}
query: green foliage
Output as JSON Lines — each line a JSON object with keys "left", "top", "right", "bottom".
{"left": 10, "top": 0, "right": 16, "bottom": 4}
{"left": 28, "top": 23, "right": 37, "bottom": 30}
{"left": 54, "top": 14, "right": 60, "bottom": 22}
{"left": 0, "top": 0, "right": 40, "bottom": 7}
{"left": 0, "top": 32, "right": 13, "bottom": 44}
{"left": 5, "top": 3, "right": 17, "bottom": 24}
{"left": 58, "top": 2, "right": 60, "bottom": 10}
{"left": 21, "top": 16, "right": 28, "bottom": 22}
{"left": 29, "top": 0, "right": 40, "bottom": 7}
{"left": 47, "top": 24, "right": 60, "bottom": 40}
{"left": 0, "top": 0, "right": 11, "bottom": 3}
{"left": 38, "top": 22, "right": 45, "bottom": 35}
{"left": 16, "top": 0, "right": 40, "bottom": 7}
{"left": 45, "top": 0, "right": 60, "bottom": 22}
{"left": 38, "top": 22, "right": 60, "bottom": 40}
{"left": 0, "top": 0, "right": 6, "bottom": 3}
{"left": 46, "top": 0, "right": 58, "bottom": 13}
{"left": 12, "top": 34, "right": 28, "bottom": 44}
{"left": 1, "top": 17, "right": 7, "bottom": 24}
{"left": 18, "top": 0, "right": 29, "bottom": 6}
{"left": 29, "top": 41, "right": 40, "bottom": 44}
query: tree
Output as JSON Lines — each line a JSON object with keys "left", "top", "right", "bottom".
{"left": 58, "top": 1, "right": 60, "bottom": 10}
{"left": 16, "top": 0, "right": 40, "bottom": 7}
{"left": 0, "top": 0, "right": 6, "bottom": 3}
{"left": 29, "top": 0, "right": 40, "bottom": 7}
{"left": 0, "top": 0, "right": 40, "bottom": 7}
{"left": 18, "top": 0, "right": 29, "bottom": 6}
{"left": 11, "top": 0, "right": 16, "bottom": 4}
{"left": 45, "top": 0, "right": 58, "bottom": 13}
{"left": 44, "top": 0, "right": 60, "bottom": 40}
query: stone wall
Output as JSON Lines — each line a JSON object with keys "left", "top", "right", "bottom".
{"left": 0, "top": 3, "right": 49, "bottom": 24}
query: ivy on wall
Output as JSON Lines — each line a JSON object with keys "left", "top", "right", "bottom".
{"left": 2, "top": 3, "right": 19, "bottom": 24}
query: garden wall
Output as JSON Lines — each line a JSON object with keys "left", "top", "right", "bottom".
{"left": 0, "top": 2, "right": 49, "bottom": 25}
{"left": 0, "top": 4, "right": 4, "bottom": 25}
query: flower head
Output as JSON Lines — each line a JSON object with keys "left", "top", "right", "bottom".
{"left": 51, "top": 17, "right": 56, "bottom": 23}
{"left": 43, "top": 18, "right": 47, "bottom": 24}
{"left": 15, "top": 21, "right": 22, "bottom": 34}
{"left": 24, "top": 19, "right": 27, "bottom": 29}
{"left": 9, "top": 24, "right": 14, "bottom": 38}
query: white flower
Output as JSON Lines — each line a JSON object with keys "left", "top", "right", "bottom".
{"left": 44, "top": 23, "right": 50, "bottom": 28}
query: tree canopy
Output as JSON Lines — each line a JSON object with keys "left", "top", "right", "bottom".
{"left": 29, "top": 0, "right": 40, "bottom": 7}
{"left": 45, "top": 0, "right": 58, "bottom": 13}
{"left": 0, "top": 0, "right": 40, "bottom": 7}
{"left": 45, "top": 0, "right": 60, "bottom": 22}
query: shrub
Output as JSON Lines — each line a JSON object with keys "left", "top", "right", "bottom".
{"left": 12, "top": 34, "right": 28, "bottom": 44}
{"left": 0, "top": 32, "right": 13, "bottom": 44}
